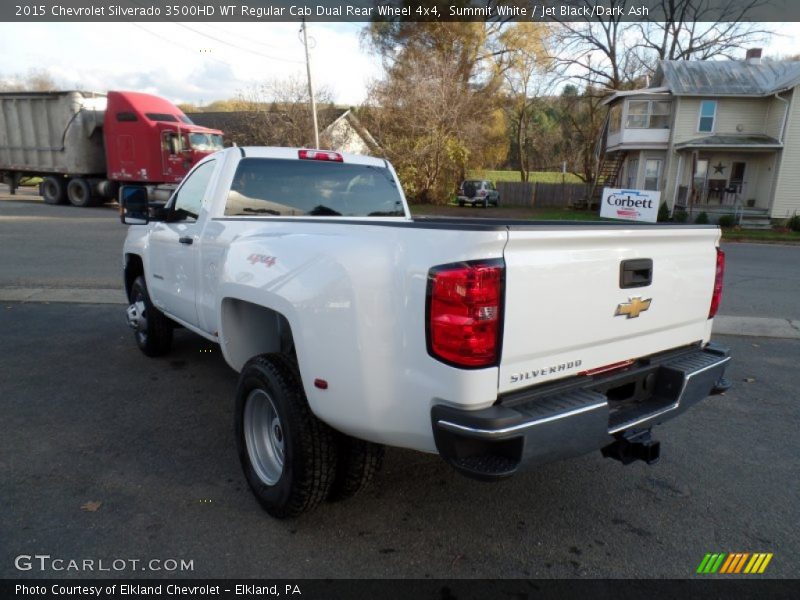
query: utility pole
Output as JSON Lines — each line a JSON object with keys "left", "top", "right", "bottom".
{"left": 301, "top": 17, "right": 320, "bottom": 149}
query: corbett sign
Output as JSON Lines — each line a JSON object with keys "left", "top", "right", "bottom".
{"left": 600, "top": 188, "right": 660, "bottom": 223}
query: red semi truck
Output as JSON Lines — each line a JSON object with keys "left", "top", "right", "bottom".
{"left": 0, "top": 90, "right": 223, "bottom": 207}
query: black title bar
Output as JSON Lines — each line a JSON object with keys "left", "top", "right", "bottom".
{"left": 3, "top": 0, "right": 800, "bottom": 22}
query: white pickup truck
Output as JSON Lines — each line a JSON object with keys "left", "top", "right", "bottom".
{"left": 121, "top": 146, "right": 731, "bottom": 518}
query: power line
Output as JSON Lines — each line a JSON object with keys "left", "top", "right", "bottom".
{"left": 171, "top": 21, "right": 304, "bottom": 64}
{"left": 125, "top": 0, "right": 303, "bottom": 64}
{"left": 189, "top": 22, "right": 291, "bottom": 52}
{"left": 129, "top": 23, "right": 233, "bottom": 69}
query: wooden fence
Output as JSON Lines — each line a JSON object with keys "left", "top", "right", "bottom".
{"left": 496, "top": 182, "right": 589, "bottom": 208}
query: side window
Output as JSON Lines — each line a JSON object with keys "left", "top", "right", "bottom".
{"left": 643, "top": 159, "right": 662, "bottom": 191}
{"left": 626, "top": 158, "right": 639, "bottom": 189}
{"left": 698, "top": 100, "right": 717, "bottom": 133}
{"left": 172, "top": 160, "right": 216, "bottom": 221}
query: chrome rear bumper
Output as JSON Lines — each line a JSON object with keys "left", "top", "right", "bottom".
{"left": 432, "top": 343, "right": 731, "bottom": 480}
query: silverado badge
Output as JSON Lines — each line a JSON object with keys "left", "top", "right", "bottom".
{"left": 615, "top": 297, "right": 652, "bottom": 319}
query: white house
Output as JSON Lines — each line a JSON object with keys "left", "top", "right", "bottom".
{"left": 597, "top": 50, "right": 800, "bottom": 225}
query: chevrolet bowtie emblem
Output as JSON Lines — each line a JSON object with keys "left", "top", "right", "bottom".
{"left": 615, "top": 297, "right": 652, "bottom": 319}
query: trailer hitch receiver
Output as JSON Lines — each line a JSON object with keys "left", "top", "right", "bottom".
{"left": 602, "top": 431, "right": 661, "bottom": 465}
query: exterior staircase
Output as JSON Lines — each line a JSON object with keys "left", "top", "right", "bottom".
{"left": 699, "top": 206, "right": 772, "bottom": 229}
{"left": 738, "top": 210, "right": 772, "bottom": 230}
{"left": 588, "top": 151, "right": 627, "bottom": 208}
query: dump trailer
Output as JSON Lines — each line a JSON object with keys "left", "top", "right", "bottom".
{"left": 0, "top": 90, "right": 223, "bottom": 207}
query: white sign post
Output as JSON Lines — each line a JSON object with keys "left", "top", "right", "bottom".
{"left": 600, "top": 188, "right": 660, "bottom": 223}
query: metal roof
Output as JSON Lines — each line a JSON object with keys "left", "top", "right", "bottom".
{"left": 657, "top": 60, "right": 800, "bottom": 97}
{"left": 674, "top": 134, "right": 782, "bottom": 150}
{"left": 600, "top": 87, "right": 670, "bottom": 106}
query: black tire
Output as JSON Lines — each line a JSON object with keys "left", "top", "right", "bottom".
{"left": 127, "top": 276, "right": 173, "bottom": 357}
{"left": 67, "top": 178, "right": 96, "bottom": 207}
{"left": 42, "top": 176, "right": 67, "bottom": 205}
{"left": 328, "top": 435, "right": 384, "bottom": 502}
{"left": 236, "top": 354, "right": 338, "bottom": 518}
{"left": 458, "top": 200, "right": 465, "bottom": 207}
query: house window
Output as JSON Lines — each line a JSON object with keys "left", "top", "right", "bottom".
{"left": 650, "top": 102, "right": 672, "bottom": 128}
{"left": 626, "top": 158, "right": 639, "bottom": 189}
{"left": 644, "top": 159, "right": 662, "bottom": 191}
{"left": 626, "top": 101, "right": 649, "bottom": 128}
{"left": 698, "top": 100, "right": 717, "bottom": 133}
{"left": 625, "top": 100, "right": 672, "bottom": 129}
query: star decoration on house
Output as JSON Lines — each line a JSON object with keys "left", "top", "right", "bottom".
{"left": 713, "top": 162, "right": 727, "bottom": 174}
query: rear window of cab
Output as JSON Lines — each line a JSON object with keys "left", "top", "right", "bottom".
{"left": 224, "top": 158, "right": 405, "bottom": 217}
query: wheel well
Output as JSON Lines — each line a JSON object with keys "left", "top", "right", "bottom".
{"left": 124, "top": 254, "right": 144, "bottom": 301}
{"left": 220, "top": 299, "right": 296, "bottom": 372}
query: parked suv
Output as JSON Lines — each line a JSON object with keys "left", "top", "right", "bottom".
{"left": 457, "top": 179, "right": 500, "bottom": 208}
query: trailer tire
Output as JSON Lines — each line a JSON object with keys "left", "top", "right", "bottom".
{"left": 327, "top": 435, "right": 384, "bottom": 502}
{"left": 127, "top": 276, "right": 173, "bottom": 357}
{"left": 236, "top": 354, "right": 338, "bottom": 519}
{"left": 42, "top": 176, "right": 67, "bottom": 205}
{"left": 67, "top": 178, "right": 96, "bottom": 208}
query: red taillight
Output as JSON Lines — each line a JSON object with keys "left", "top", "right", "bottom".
{"left": 709, "top": 248, "right": 725, "bottom": 319}
{"left": 427, "top": 260, "right": 504, "bottom": 368}
{"left": 298, "top": 149, "right": 343, "bottom": 162}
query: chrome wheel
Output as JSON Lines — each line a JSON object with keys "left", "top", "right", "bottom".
{"left": 127, "top": 290, "right": 148, "bottom": 344}
{"left": 244, "top": 389, "right": 285, "bottom": 485}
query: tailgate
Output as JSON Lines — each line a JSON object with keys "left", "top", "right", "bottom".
{"left": 499, "top": 225, "right": 720, "bottom": 394}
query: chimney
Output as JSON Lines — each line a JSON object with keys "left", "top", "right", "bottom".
{"left": 746, "top": 48, "right": 763, "bottom": 64}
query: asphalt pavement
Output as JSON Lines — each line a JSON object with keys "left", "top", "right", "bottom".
{"left": 1, "top": 192, "right": 798, "bottom": 579}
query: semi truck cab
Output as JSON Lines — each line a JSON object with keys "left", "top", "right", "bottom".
{"left": 104, "top": 91, "right": 223, "bottom": 185}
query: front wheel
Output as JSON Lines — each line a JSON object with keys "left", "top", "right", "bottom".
{"left": 236, "top": 354, "right": 338, "bottom": 518}
{"left": 127, "top": 276, "right": 173, "bottom": 357}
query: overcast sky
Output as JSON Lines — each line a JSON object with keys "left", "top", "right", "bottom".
{"left": 0, "top": 22, "right": 380, "bottom": 106}
{"left": 0, "top": 22, "right": 797, "bottom": 107}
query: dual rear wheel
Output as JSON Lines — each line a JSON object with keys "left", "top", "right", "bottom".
{"left": 126, "top": 279, "right": 383, "bottom": 518}
{"left": 41, "top": 176, "right": 109, "bottom": 207}
{"left": 235, "top": 354, "right": 384, "bottom": 518}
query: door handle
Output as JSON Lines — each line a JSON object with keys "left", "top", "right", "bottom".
{"left": 620, "top": 258, "right": 653, "bottom": 288}
{"left": 178, "top": 236, "right": 194, "bottom": 245}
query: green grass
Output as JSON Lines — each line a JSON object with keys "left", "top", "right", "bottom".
{"left": 721, "top": 228, "right": 800, "bottom": 243}
{"left": 467, "top": 170, "right": 584, "bottom": 184}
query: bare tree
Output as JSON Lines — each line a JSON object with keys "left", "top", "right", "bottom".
{"left": 553, "top": 0, "right": 772, "bottom": 91}
{"left": 633, "top": 0, "right": 772, "bottom": 64}
{"left": 0, "top": 69, "right": 58, "bottom": 91}
{"left": 228, "top": 76, "right": 334, "bottom": 148}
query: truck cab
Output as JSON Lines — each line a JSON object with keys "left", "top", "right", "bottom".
{"left": 104, "top": 91, "right": 223, "bottom": 184}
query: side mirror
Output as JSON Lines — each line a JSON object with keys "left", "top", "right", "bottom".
{"left": 120, "top": 186, "right": 149, "bottom": 225}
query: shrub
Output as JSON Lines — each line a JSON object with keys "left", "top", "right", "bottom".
{"left": 788, "top": 214, "right": 800, "bottom": 232}
{"left": 695, "top": 211, "right": 709, "bottom": 224}
{"left": 718, "top": 215, "right": 735, "bottom": 228}
{"left": 657, "top": 202, "right": 670, "bottom": 222}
